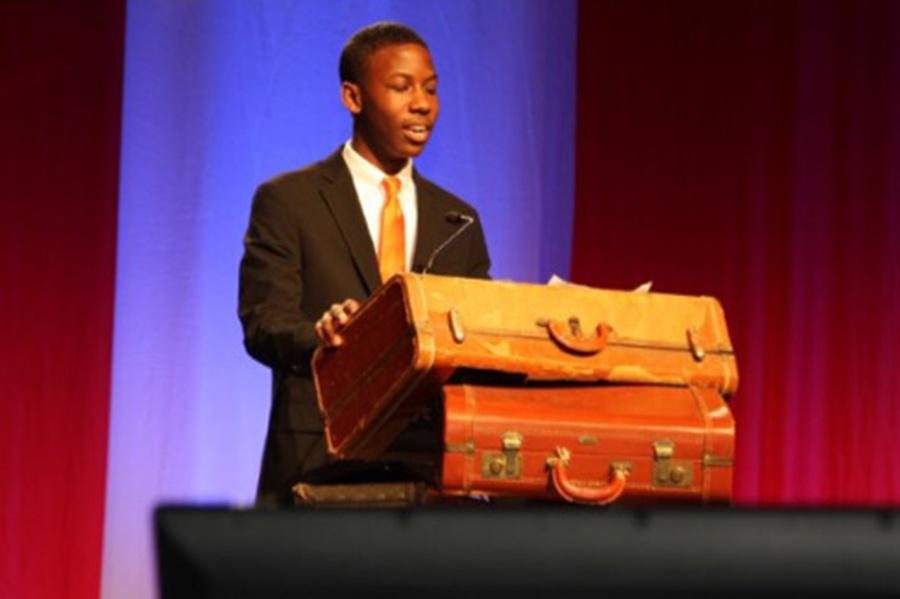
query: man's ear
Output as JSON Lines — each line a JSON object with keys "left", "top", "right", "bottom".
{"left": 341, "top": 82, "right": 363, "bottom": 115}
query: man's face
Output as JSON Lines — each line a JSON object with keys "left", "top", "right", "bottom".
{"left": 344, "top": 43, "right": 439, "bottom": 173}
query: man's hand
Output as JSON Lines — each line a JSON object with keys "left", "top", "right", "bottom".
{"left": 314, "top": 299, "right": 361, "bottom": 348}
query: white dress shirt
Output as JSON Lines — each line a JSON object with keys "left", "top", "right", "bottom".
{"left": 342, "top": 141, "right": 418, "bottom": 271}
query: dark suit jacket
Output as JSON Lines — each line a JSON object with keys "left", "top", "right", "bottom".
{"left": 239, "top": 149, "right": 491, "bottom": 504}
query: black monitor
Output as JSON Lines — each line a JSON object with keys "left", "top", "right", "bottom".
{"left": 156, "top": 504, "right": 900, "bottom": 598}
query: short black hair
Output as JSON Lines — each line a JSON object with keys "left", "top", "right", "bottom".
{"left": 339, "top": 21, "right": 429, "bottom": 84}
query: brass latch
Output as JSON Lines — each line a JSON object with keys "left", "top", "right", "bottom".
{"left": 448, "top": 308, "right": 465, "bottom": 343}
{"left": 652, "top": 439, "right": 693, "bottom": 488}
{"left": 482, "top": 431, "right": 523, "bottom": 479}
{"left": 568, "top": 317, "right": 583, "bottom": 337}
{"left": 686, "top": 328, "right": 705, "bottom": 362}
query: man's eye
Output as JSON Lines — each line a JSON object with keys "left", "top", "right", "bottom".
{"left": 390, "top": 84, "right": 410, "bottom": 92}
{"left": 426, "top": 86, "right": 437, "bottom": 95}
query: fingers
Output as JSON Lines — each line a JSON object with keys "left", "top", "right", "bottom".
{"left": 344, "top": 298, "right": 360, "bottom": 316}
{"left": 315, "top": 307, "right": 341, "bottom": 348}
{"left": 316, "top": 311, "right": 339, "bottom": 347}
{"left": 330, "top": 302, "right": 350, "bottom": 325}
{"left": 315, "top": 299, "right": 360, "bottom": 348}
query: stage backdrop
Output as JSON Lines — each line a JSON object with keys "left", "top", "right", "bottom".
{"left": 1, "top": 2, "right": 123, "bottom": 599}
{"left": 573, "top": 0, "right": 900, "bottom": 505}
{"left": 4, "top": 3, "right": 900, "bottom": 599}
{"left": 101, "top": 2, "right": 577, "bottom": 598}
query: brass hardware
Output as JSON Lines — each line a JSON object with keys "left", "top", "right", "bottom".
{"left": 568, "top": 316, "right": 583, "bottom": 337}
{"left": 483, "top": 432, "right": 524, "bottom": 479}
{"left": 546, "top": 449, "right": 634, "bottom": 480}
{"left": 448, "top": 308, "right": 465, "bottom": 343}
{"left": 482, "top": 452, "right": 523, "bottom": 479}
{"left": 501, "top": 431, "right": 523, "bottom": 451}
{"left": 578, "top": 435, "right": 598, "bottom": 446}
{"left": 546, "top": 446, "right": 572, "bottom": 469}
{"left": 652, "top": 439, "right": 693, "bottom": 488}
{"left": 653, "top": 439, "right": 674, "bottom": 460}
{"left": 610, "top": 460, "right": 633, "bottom": 475}
{"left": 502, "top": 432, "right": 522, "bottom": 477}
{"left": 445, "top": 440, "right": 476, "bottom": 455}
{"left": 545, "top": 453, "right": 632, "bottom": 482}
{"left": 686, "top": 328, "right": 705, "bottom": 362}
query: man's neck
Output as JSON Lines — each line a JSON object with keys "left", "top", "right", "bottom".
{"left": 349, "top": 136, "right": 408, "bottom": 175}
{"left": 342, "top": 142, "right": 413, "bottom": 190}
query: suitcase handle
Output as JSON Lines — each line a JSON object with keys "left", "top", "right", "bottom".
{"left": 544, "top": 318, "right": 612, "bottom": 355}
{"left": 547, "top": 447, "right": 628, "bottom": 505}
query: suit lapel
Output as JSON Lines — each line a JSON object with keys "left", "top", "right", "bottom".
{"left": 412, "top": 171, "right": 445, "bottom": 272}
{"left": 318, "top": 150, "right": 382, "bottom": 294}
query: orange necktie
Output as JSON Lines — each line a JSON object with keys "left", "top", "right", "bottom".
{"left": 378, "top": 175, "right": 405, "bottom": 282}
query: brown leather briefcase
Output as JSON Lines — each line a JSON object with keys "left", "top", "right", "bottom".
{"left": 314, "top": 273, "right": 738, "bottom": 460}
{"left": 441, "top": 384, "right": 735, "bottom": 505}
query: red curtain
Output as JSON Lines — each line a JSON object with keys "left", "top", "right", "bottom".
{"left": 0, "top": 2, "right": 124, "bottom": 597}
{"left": 573, "top": 0, "right": 900, "bottom": 505}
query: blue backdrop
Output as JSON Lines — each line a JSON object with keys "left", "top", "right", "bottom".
{"left": 102, "top": 2, "right": 576, "bottom": 596}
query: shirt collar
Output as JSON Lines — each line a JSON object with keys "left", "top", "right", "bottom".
{"left": 342, "top": 140, "right": 414, "bottom": 190}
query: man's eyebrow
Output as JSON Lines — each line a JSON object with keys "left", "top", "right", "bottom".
{"left": 387, "top": 72, "right": 439, "bottom": 81}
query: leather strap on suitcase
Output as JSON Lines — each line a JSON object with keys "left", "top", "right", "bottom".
{"left": 292, "top": 482, "right": 430, "bottom": 508}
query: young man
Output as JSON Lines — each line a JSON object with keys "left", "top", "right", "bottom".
{"left": 238, "top": 22, "right": 491, "bottom": 506}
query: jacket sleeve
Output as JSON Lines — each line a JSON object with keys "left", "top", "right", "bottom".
{"left": 238, "top": 182, "right": 319, "bottom": 372}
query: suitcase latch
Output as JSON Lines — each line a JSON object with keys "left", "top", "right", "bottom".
{"left": 652, "top": 439, "right": 693, "bottom": 488}
{"left": 483, "top": 431, "right": 523, "bottom": 479}
{"left": 568, "top": 317, "right": 583, "bottom": 336}
{"left": 447, "top": 308, "right": 465, "bottom": 344}
{"left": 686, "top": 328, "right": 705, "bottom": 362}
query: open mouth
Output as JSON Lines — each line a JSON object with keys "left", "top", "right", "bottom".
{"left": 403, "top": 124, "right": 431, "bottom": 144}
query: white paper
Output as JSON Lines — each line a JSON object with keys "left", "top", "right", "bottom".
{"left": 547, "top": 274, "right": 653, "bottom": 293}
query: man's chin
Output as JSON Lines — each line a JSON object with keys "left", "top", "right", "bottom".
{"left": 367, "top": 139, "right": 429, "bottom": 170}
{"left": 382, "top": 145, "right": 425, "bottom": 165}
{"left": 399, "top": 139, "right": 429, "bottom": 157}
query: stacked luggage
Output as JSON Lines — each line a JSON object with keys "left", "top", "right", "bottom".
{"left": 303, "top": 274, "right": 737, "bottom": 506}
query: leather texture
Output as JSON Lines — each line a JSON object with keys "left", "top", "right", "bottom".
{"left": 314, "top": 273, "right": 738, "bottom": 460}
{"left": 441, "top": 384, "right": 735, "bottom": 505}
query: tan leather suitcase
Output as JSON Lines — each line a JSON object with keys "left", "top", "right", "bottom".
{"left": 441, "top": 384, "right": 735, "bottom": 505}
{"left": 314, "top": 273, "right": 738, "bottom": 460}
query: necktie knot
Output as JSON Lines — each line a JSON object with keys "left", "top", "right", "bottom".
{"left": 378, "top": 176, "right": 405, "bottom": 283}
{"left": 382, "top": 175, "right": 402, "bottom": 199}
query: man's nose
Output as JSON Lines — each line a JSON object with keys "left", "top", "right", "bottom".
{"left": 410, "top": 86, "right": 432, "bottom": 112}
